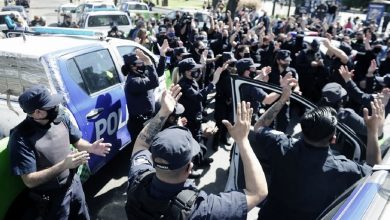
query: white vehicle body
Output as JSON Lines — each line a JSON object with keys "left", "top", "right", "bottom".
{"left": 78, "top": 11, "right": 132, "bottom": 35}
{"left": 55, "top": 3, "right": 77, "bottom": 24}
{"left": 74, "top": 1, "right": 116, "bottom": 25}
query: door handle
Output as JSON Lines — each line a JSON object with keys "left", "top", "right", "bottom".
{"left": 86, "top": 108, "right": 104, "bottom": 119}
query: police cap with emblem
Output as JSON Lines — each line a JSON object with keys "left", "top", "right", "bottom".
{"left": 150, "top": 126, "right": 200, "bottom": 170}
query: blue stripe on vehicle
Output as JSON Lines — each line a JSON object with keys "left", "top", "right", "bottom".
{"left": 30, "top": 27, "right": 102, "bottom": 36}
{"left": 333, "top": 183, "right": 379, "bottom": 220}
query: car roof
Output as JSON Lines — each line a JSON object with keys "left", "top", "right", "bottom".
{"left": 1, "top": 6, "right": 25, "bottom": 12}
{"left": 0, "top": 11, "right": 22, "bottom": 16}
{"left": 122, "top": 2, "right": 148, "bottom": 5}
{"left": 84, "top": 10, "right": 127, "bottom": 16}
{"left": 0, "top": 36, "right": 102, "bottom": 59}
{"left": 0, "top": 35, "right": 144, "bottom": 59}
{"left": 59, "top": 3, "right": 78, "bottom": 8}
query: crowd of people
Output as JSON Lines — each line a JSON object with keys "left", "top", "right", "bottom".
{"left": 6, "top": 1, "right": 390, "bottom": 219}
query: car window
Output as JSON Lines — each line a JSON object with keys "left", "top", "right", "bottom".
{"left": 73, "top": 49, "right": 120, "bottom": 94}
{"left": 0, "top": 15, "right": 6, "bottom": 24}
{"left": 88, "top": 15, "right": 129, "bottom": 27}
{"left": 66, "top": 59, "right": 88, "bottom": 93}
{"left": 128, "top": 4, "right": 147, "bottom": 10}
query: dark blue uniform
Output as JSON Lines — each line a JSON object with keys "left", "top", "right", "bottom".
{"left": 240, "top": 83, "right": 267, "bottom": 123}
{"left": 256, "top": 127, "right": 371, "bottom": 219}
{"left": 124, "top": 63, "right": 159, "bottom": 139}
{"left": 268, "top": 66, "right": 299, "bottom": 132}
{"left": 129, "top": 150, "right": 248, "bottom": 219}
{"left": 8, "top": 114, "right": 89, "bottom": 220}
{"left": 178, "top": 77, "right": 215, "bottom": 141}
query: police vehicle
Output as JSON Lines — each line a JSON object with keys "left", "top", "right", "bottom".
{"left": 78, "top": 10, "right": 132, "bottom": 35}
{"left": 225, "top": 75, "right": 390, "bottom": 219}
{"left": 0, "top": 27, "right": 166, "bottom": 219}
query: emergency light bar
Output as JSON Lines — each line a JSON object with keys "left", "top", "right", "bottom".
{"left": 30, "top": 27, "right": 105, "bottom": 37}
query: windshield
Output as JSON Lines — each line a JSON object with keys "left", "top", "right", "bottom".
{"left": 128, "top": 4, "right": 148, "bottom": 10}
{"left": 61, "top": 7, "right": 76, "bottom": 13}
{"left": 88, "top": 14, "right": 129, "bottom": 27}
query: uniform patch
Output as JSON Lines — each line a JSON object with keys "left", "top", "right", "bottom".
{"left": 133, "top": 155, "right": 151, "bottom": 166}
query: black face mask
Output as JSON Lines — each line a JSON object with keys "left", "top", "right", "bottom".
{"left": 356, "top": 39, "right": 363, "bottom": 44}
{"left": 45, "top": 106, "right": 59, "bottom": 124}
{"left": 373, "top": 47, "right": 382, "bottom": 54}
{"left": 249, "top": 70, "right": 257, "bottom": 78}
{"left": 244, "top": 53, "right": 251, "bottom": 58}
{"left": 135, "top": 65, "right": 145, "bottom": 75}
{"left": 251, "top": 45, "right": 259, "bottom": 51}
{"left": 191, "top": 70, "right": 201, "bottom": 78}
{"left": 280, "top": 63, "right": 289, "bottom": 69}
{"left": 261, "top": 44, "right": 269, "bottom": 49}
{"left": 198, "top": 48, "right": 205, "bottom": 54}
{"left": 157, "top": 35, "right": 167, "bottom": 44}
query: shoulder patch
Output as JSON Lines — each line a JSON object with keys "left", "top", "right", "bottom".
{"left": 133, "top": 155, "right": 152, "bottom": 167}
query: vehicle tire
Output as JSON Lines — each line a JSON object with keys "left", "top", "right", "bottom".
{"left": 4, "top": 189, "right": 39, "bottom": 220}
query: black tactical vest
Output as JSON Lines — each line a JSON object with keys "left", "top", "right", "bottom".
{"left": 125, "top": 170, "right": 199, "bottom": 220}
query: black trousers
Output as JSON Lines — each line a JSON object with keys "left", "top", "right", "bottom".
{"left": 31, "top": 175, "right": 89, "bottom": 220}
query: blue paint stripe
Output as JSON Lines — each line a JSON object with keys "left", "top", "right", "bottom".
{"left": 333, "top": 183, "right": 379, "bottom": 219}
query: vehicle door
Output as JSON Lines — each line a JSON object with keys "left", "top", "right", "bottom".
{"left": 58, "top": 46, "right": 129, "bottom": 173}
{"left": 225, "top": 75, "right": 364, "bottom": 191}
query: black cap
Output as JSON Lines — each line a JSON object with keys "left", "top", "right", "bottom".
{"left": 236, "top": 58, "right": 260, "bottom": 75}
{"left": 18, "top": 85, "right": 63, "bottom": 114}
{"left": 276, "top": 50, "right": 292, "bottom": 61}
{"left": 159, "top": 25, "right": 167, "bottom": 33}
{"left": 178, "top": 58, "right": 202, "bottom": 73}
{"left": 321, "top": 82, "right": 347, "bottom": 103}
{"left": 123, "top": 53, "right": 142, "bottom": 66}
{"left": 222, "top": 52, "right": 237, "bottom": 63}
{"left": 311, "top": 39, "right": 320, "bottom": 48}
{"left": 151, "top": 126, "right": 200, "bottom": 170}
{"left": 375, "top": 74, "right": 390, "bottom": 87}
{"left": 339, "top": 42, "right": 352, "bottom": 56}
{"left": 173, "top": 47, "right": 191, "bottom": 56}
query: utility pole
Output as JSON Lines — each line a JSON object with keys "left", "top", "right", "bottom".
{"left": 272, "top": 0, "right": 276, "bottom": 16}
{"left": 287, "top": 0, "right": 292, "bottom": 17}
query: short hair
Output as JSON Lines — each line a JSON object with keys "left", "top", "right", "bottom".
{"left": 301, "top": 107, "right": 338, "bottom": 143}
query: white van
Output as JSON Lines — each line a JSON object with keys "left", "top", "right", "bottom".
{"left": 78, "top": 10, "right": 132, "bottom": 35}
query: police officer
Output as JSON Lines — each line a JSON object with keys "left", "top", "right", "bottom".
{"left": 268, "top": 50, "right": 301, "bottom": 132}
{"left": 213, "top": 52, "right": 236, "bottom": 150}
{"left": 126, "top": 85, "right": 268, "bottom": 219}
{"left": 123, "top": 41, "right": 169, "bottom": 141}
{"left": 170, "top": 47, "right": 191, "bottom": 84}
{"left": 319, "top": 82, "right": 375, "bottom": 143}
{"left": 236, "top": 58, "right": 281, "bottom": 123}
{"left": 177, "top": 58, "right": 223, "bottom": 142}
{"left": 8, "top": 85, "right": 112, "bottom": 219}
{"left": 253, "top": 80, "right": 383, "bottom": 219}
{"left": 296, "top": 39, "right": 329, "bottom": 103}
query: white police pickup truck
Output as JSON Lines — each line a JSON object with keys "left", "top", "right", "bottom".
{"left": 0, "top": 28, "right": 166, "bottom": 219}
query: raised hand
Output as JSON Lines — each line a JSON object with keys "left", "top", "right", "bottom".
{"left": 363, "top": 99, "right": 383, "bottom": 132}
{"left": 160, "top": 84, "right": 182, "bottom": 116}
{"left": 338, "top": 65, "right": 354, "bottom": 82}
{"left": 159, "top": 39, "right": 170, "bottom": 57}
{"left": 281, "top": 77, "right": 298, "bottom": 102}
{"left": 222, "top": 101, "right": 253, "bottom": 142}
{"left": 367, "top": 59, "right": 377, "bottom": 76}
{"left": 63, "top": 150, "right": 90, "bottom": 169}
{"left": 90, "top": 138, "right": 112, "bottom": 157}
